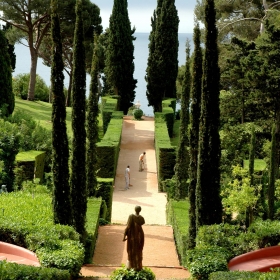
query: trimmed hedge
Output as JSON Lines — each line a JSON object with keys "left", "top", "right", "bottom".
{"left": 0, "top": 191, "right": 84, "bottom": 277}
{"left": 0, "top": 261, "right": 70, "bottom": 280}
{"left": 96, "top": 112, "right": 123, "bottom": 178}
{"left": 84, "top": 197, "right": 103, "bottom": 263}
{"left": 154, "top": 115, "right": 176, "bottom": 191}
{"left": 166, "top": 200, "right": 189, "bottom": 261}
{"left": 96, "top": 178, "right": 114, "bottom": 222}
{"left": 209, "top": 270, "right": 280, "bottom": 279}
{"left": 101, "top": 96, "right": 120, "bottom": 133}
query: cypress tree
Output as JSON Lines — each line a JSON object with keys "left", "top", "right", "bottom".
{"left": 51, "top": 0, "right": 72, "bottom": 225}
{"left": 87, "top": 34, "right": 100, "bottom": 197}
{"left": 105, "top": 0, "right": 137, "bottom": 114}
{"left": 70, "top": 0, "right": 87, "bottom": 238}
{"left": 268, "top": 124, "right": 276, "bottom": 220}
{"left": 0, "top": 29, "right": 14, "bottom": 117}
{"left": 188, "top": 23, "right": 203, "bottom": 249}
{"left": 146, "top": 1, "right": 162, "bottom": 112}
{"left": 174, "top": 40, "right": 191, "bottom": 200}
{"left": 249, "top": 127, "right": 256, "bottom": 186}
{"left": 196, "top": 0, "right": 222, "bottom": 227}
{"left": 146, "top": 0, "right": 179, "bottom": 113}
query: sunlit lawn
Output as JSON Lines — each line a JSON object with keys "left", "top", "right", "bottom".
{"left": 15, "top": 97, "right": 103, "bottom": 139}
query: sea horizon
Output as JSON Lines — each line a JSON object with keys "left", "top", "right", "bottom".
{"left": 14, "top": 32, "right": 193, "bottom": 116}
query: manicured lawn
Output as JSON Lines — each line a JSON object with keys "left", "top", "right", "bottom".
{"left": 15, "top": 97, "right": 103, "bottom": 139}
{"left": 243, "top": 159, "right": 266, "bottom": 171}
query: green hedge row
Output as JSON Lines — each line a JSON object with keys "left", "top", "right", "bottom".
{"left": 96, "top": 178, "right": 114, "bottom": 222}
{"left": 84, "top": 197, "right": 103, "bottom": 263}
{"left": 209, "top": 270, "right": 280, "bottom": 279}
{"left": 166, "top": 200, "right": 189, "bottom": 260}
{"left": 154, "top": 114, "right": 176, "bottom": 191}
{"left": 167, "top": 199, "right": 280, "bottom": 279}
{"left": 0, "top": 191, "right": 102, "bottom": 277}
{"left": 101, "top": 96, "right": 120, "bottom": 133}
{"left": 0, "top": 261, "right": 70, "bottom": 280}
{"left": 162, "top": 98, "right": 176, "bottom": 138}
{"left": 96, "top": 111, "right": 123, "bottom": 179}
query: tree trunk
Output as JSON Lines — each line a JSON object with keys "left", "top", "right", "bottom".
{"left": 27, "top": 47, "right": 38, "bottom": 101}
{"left": 66, "top": 71, "right": 72, "bottom": 107}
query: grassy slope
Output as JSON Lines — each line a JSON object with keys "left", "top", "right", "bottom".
{"left": 15, "top": 97, "right": 103, "bottom": 139}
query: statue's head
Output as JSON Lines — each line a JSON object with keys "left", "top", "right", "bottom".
{"left": 135, "top": 205, "right": 141, "bottom": 214}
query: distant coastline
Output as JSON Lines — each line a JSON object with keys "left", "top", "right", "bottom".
{"left": 14, "top": 32, "right": 193, "bottom": 116}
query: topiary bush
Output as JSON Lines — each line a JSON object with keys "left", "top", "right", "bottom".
{"left": 133, "top": 108, "right": 143, "bottom": 120}
{"left": 110, "top": 266, "right": 155, "bottom": 280}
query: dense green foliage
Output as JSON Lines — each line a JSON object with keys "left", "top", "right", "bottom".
{"left": 196, "top": 0, "right": 222, "bottom": 227}
{"left": 50, "top": 0, "right": 72, "bottom": 226}
{"left": 146, "top": 0, "right": 179, "bottom": 112}
{"left": 0, "top": 261, "right": 70, "bottom": 280}
{"left": 87, "top": 35, "right": 100, "bottom": 197}
{"left": 0, "top": 190, "right": 84, "bottom": 276}
{"left": 104, "top": 0, "right": 137, "bottom": 114}
{"left": 0, "top": 120, "right": 21, "bottom": 191}
{"left": 188, "top": 23, "right": 203, "bottom": 249}
{"left": 111, "top": 265, "right": 156, "bottom": 280}
{"left": 133, "top": 108, "right": 143, "bottom": 120}
{"left": 70, "top": 0, "right": 87, "bottom": 238}
{"left": 12, "top": 73, "right": 50, "bottom": 102}
{"left": 174, "top": 41, "right": 191, "bottom": 200}
{"left": 0, "top": 29, "right": 14, "bottom": 117}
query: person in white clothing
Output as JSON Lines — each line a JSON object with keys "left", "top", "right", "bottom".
{"left": 125, "top": 165, "right": 130, "bottom": 190}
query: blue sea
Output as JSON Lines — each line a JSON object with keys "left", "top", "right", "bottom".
{"left": 14, "top": 33, "right": 193, "bottom": 116}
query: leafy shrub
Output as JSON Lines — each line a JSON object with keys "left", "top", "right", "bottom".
{"left": 12, "top": 73, "right": 50, "bottom": 101}
{"left": 196, "top": 223, "right": 243, "bottom": 257}
{"left": 210, "top": 270, "right": 280, "bottom": 279}
{"left": 110, "top": 266, "right": 156, "bottom": 280}
{"left": 0, "top": 192, "right": 84, "bottom": 276}
{"left": 185, "top": 247, "right": 230, "bottom": 280}
{"left": 0, "top": 260, "right": 70, "bottom": 280}
{"left": 133, "top": 108, "right": 143, "bottom": 120}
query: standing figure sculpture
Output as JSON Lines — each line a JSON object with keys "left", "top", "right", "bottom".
{"left": 123, "top": 205, "right": 145, "bottom": 271}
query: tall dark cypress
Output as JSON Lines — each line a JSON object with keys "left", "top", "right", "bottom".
{"left": 249, "top": 127, "right": 256, "bottom": 186}
{"left": 0, "top": 29, "right": 14, "bottom": 117}
{"left": 146, "top": 0, "right": 179, "bottom": 113}
{"left": 188, "top": 23, "right": 203, "bottom": 249}
{"left": 268, "top": 124, "right": 276, "bottom": 220}
{"left": 71, "top": 0, "right": 87, "bottom": 238}
{"left": 105, "top": 0, "right": 137, "bottom": 114}
{"left": 146, "top": 1, "right": 162, "bottom": 112}
{"left": 87, "top": 34, "right": 99, "bottom": 197}
{"left": 196, "top": 0, "right": 222, "bottom": 227}
{"left": 174, "top": 40, "right": 191, "bottom": 200}
{"left": 51, "top": 0, "right": 72, "bottom": 225}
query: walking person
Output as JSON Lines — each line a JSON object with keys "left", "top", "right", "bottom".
{"left": 139, "top": 152, "right": 146, "bottom": 172}
{"left": 125, "top": 165, "right": 130, "bottom": 190}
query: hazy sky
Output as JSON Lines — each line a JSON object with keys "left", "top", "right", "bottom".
{"left": 91, "top": 0, "right": 197, "bottom": 33}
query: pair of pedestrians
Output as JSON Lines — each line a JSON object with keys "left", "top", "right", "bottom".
{"left": 124, "top": 152, "right": 146, "bottom": 190}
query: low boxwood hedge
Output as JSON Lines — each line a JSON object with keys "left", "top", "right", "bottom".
{"left": 0, "top": 191, "right": 85, "bottom": 277}
{"left": 0, "top": 261, "right": 70, "bottom": 280}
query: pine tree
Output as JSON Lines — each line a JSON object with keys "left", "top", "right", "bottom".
{"left": 188, "top": 23, "right": 203, "bottom": 249}
{"left": 51, "top": 0, "right": 72, "bottom": 225}
{"left": 0, "top": 29, "right": 14, "bottom": 117}
{"left": 70, "top": 0, "right": 87, "bottom": 238}
{"left": 146, "top": 0, "right": 179, "bottom": 113}
{"left": 268, "top": 124, "right": 276, "bottom": 220}
{"left": 105, "top": 0, "right": 137, "bottom": 114}
{"left": 196, "top": 0, "right": 222, "bottom": 227}
{"left": 87, "top": 34, "right": 100, "bottom": 197}
{"left": 174, "top": 40, "right": 191, "bottom": 200}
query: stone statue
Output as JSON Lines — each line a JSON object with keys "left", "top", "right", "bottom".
{"left": 123, "top": 205, "right": 145, "bottom": 271}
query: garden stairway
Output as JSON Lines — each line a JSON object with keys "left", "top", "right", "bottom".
{"left": 80, "top": 116, "right": 190, "bottom": 279}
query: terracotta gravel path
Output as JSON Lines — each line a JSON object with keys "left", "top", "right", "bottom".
{"left": 80, "top": 116, "right": 190, "bottom": 279}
